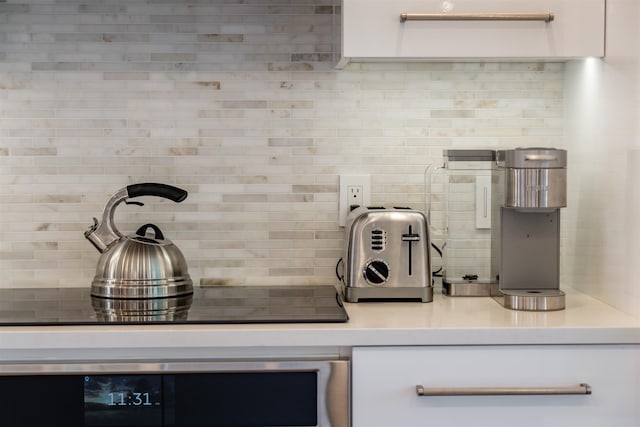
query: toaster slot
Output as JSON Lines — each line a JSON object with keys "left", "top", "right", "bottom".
{"left": 402, "top": 225, "right": 421, "bottom": 276}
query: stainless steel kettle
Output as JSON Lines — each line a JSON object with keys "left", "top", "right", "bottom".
{"left": 85, "top": 183, "right": 193, "bottom": 299}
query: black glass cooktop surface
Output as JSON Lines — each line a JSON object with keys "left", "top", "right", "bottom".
{"left": 0, "top": 285, "right": 349, "bottom": 325}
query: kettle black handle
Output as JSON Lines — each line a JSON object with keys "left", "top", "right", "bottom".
{"left": 126, "top": 183, "right": 188, "bottom": 203}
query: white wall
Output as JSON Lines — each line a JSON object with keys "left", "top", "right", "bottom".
{"left": 0, "top": 1, "right": 565, "bottom": 288}
{"left": 563, "top": 0, "right": 640, "bottom": 315}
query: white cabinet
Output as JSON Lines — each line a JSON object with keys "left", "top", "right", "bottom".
{"left": 339, "top": 0, "right": 605, "bottom": 66}
{"left": 352, "top": 345, "right": 640, "bottom": 427}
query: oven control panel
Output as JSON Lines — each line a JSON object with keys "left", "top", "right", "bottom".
{"left": 0, "top": 360, "right": 348, "bottom": 427}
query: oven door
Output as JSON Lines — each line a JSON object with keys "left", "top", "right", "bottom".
{"left": 0, "top": 360, "right": 349, "bottom": 427}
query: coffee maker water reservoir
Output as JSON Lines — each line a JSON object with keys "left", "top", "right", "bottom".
{"left": 441, "top": 150, "right": 497, "bottom": 297}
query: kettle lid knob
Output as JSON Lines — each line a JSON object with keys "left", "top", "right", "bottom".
{"left": 135, "top": 223, "right": 165, "bottom": 241}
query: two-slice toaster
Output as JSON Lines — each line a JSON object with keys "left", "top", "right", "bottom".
{"left": 342, "top": 206, "right": 433, "bottom": 302}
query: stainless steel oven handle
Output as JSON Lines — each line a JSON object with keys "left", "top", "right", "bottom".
{"left": 400, "top": 13, "right": 555, "bottom": 23}
{"left": 416, "top": 383, "right": 591, "bottom": 396}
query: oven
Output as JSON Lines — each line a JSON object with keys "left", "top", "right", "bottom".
{"left": 0, "top": 285, "right": 350, "bottom": 425}
{"left": 0, "top": 359, "right": 349, "bottom": 427}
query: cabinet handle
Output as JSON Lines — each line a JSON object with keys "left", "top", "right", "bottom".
{"left": 416, "top": 383, "right": 591, "bottom": 396}
{"left": 400, "top": 13, "right": 555, "bottom": 23}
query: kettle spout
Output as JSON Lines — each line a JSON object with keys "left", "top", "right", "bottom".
{"left": 85, "top": 217, "right": 118, "bottom": 253}
{"left": 84, "top": 187, "right": 129, "bottom": 253}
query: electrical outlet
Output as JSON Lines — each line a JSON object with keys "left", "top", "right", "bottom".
{"left": 347, "top": 185, "right": 364, "bottom": 208}
{"left": 339, "top": 175, "right": 370, "bottom": 226}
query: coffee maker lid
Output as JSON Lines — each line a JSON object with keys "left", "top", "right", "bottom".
{"left": 500, "top": 147, "right": 567, "bottom": 169}
{"left": 444, "top": 149, "right": 496, "bottom": 162}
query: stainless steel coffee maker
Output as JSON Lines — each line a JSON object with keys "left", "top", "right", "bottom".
{"left": 491, "top": 148, "right": 567, "bottom": 311}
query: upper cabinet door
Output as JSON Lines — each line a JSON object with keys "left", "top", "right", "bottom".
{"left": 339, "top": 0, "right": 605, "bottom": 66}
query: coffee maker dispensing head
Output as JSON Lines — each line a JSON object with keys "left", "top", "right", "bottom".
{"left": 491, "top": 148, "right": 567, "bottom": 311}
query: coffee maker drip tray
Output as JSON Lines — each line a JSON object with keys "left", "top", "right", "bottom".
{"left": 442, "top": 277, "right": 496, "bottom": 297}
{"left": 493, "top": 289, "right": 566, "bottom": 312}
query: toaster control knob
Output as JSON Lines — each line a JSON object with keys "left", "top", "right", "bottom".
{"left": 363, "top": 259, "right": 390, "bottom": 285}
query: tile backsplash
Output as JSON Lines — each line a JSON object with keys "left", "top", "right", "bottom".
{"left": 0, "top": 1, "right": 564, "bottom": 288}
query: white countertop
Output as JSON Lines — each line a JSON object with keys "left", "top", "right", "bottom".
{"left": 1, "top": 288, "right": 639, "bottom": 362}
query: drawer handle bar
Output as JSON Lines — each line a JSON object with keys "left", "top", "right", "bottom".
{"left": 400, "top": 13, "right": 555, "bottom": 23}
{"left": 416, "top": 383, "right": 591, "bottom": 397}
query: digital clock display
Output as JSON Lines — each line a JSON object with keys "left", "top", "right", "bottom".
{"left": 78, "top": 371, "right": 316, "bottom": 427}
{"left": 83, "top": 375, "right": 164, "bottom": 426}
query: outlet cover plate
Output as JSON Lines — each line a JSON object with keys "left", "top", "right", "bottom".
{"left": 339, "top": 175, "right": 370, "bottom": 226}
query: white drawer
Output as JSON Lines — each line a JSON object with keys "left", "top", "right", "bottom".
{"left": 352, "top": 345, "right": 640, "bottom": 427}
{"left": 341, "top": 0, "right": 605, "bottom": 63}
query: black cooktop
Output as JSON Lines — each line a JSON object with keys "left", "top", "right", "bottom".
{"left": 0, "top": 285, "right": 349, "bottom": 326}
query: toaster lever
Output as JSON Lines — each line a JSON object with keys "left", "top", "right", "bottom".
{"left": 402, "top": 233, "right": 420, "bottom": 241}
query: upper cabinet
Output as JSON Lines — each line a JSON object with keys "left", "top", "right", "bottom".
{"left": 337, "top": 0, "right": 605, "bottom": 68}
